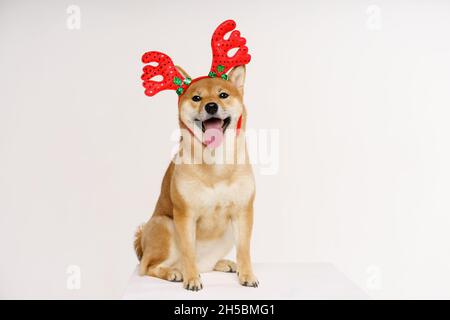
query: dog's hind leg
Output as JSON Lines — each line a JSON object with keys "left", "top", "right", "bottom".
{"left": 146, "top": 265, "right": 183, "bottom": 282}
{"left": 138, "top": 216, "right": 182, "bottom": 282}
{"left": 214, "top": 259, "right": 237, "bottom": 273}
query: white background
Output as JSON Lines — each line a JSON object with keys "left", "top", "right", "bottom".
{"left": 1, "top": 0, "right": 450, "bottom": 299}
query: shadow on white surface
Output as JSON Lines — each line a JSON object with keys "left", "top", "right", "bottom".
{"left": 123, "top": 263, "right": 369, "bottom": 300}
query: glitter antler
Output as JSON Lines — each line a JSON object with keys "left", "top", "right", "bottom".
{"left": 141, "top": 20, "right": 251, "bottom": 98}
{"left": 141, "top": 51, "right": 191, "bottom": 96}
{"left": 209, "top": 20, "right": 251, "bottom": 79}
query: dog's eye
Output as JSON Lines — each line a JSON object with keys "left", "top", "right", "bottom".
{"left": 192, "top": 95, "right": 202, "bottom": 102}
{"left": 219, "top": 92, "right": 229, "bottom": 99}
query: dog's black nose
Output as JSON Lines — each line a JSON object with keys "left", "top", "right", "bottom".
{"left": 205, "top": 102, "right": 218, "bottom": 115}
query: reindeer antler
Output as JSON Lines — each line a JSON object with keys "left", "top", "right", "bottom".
{"left": 209, "top": 20, "right": 251, "bottom": 79}
{"left": 141, "top": 20, "right": 251, "bottom": 98}
{"left": 141, "top": 51, "right": 191, "bottom": 96}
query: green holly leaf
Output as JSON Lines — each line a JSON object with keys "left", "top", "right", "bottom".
{"left": 208, "top": 71, "right": 217, "bottom": 78}
{"left": 173, "top": 77, "right": 182, "bottom": 86}
{"left": 176, "top": 87, "right": 184, "bottom": 96}
{"left": 221, "top": 74, "right": 228, "bottom": 80}
{"left": 217, "top": 65, "right": 225, "bottom": 73}
{"left": 183, "top": 77, "right": 192, "bottom": 85}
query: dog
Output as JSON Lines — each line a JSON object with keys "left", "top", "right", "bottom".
{"left": 134, "top": 20, "right": 258, "bottom": 291}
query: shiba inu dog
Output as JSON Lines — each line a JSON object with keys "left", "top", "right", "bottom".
{"left": 134, "top": 20, "right": 258, "bottom": 291}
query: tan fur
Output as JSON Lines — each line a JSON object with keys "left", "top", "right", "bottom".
{"left": 134, "top": 66, "right": 258, "bottom": 290}
{"left": 214, "top": 259, "right": 237, "bottom": 272}
{"left": 133, "top": 224, "right": 144, "bottom": 260}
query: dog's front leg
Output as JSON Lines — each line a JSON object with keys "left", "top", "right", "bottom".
{"left": 173, "top": 212, "right": 202, "bottom": 291}
{"left": 232, "top": 208, "right": 259, "bottom": 287}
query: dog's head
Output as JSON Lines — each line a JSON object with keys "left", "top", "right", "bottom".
{"left": 141, "top": 20, "right": 250, "bottom": 147}
{"left": 176, "top": 65, "right": 246, "bottom": 147}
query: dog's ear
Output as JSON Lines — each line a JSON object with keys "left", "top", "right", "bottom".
{"left": 228, "top": 65, "right": 246, "bottom": 95}
{"left": 175, "top": 65, "right": 191, "bottom": 79}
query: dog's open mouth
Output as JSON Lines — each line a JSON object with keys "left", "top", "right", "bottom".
{"left": 196, "top": 117, "right": 231, "bottom": 133}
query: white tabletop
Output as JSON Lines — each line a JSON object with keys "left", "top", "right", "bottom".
{"left": 122, "top": 262, "right": 368, "bottom": 300}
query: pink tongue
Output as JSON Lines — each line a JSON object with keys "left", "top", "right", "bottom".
{"left": 203, "top": 119, "right": 224, "bottom": 148}
{"left": 204, "top": 118, "right": 223, "bottom": 131}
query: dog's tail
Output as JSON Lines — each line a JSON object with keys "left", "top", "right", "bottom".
{"left": 133, "top": 224, "right": 145, "bottom": 261}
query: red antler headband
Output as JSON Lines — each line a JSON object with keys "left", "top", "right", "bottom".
{"left": 141, "top": 20, "right": 251, "bottom": 97}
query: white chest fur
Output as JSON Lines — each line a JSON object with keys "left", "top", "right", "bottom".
{"left": 174, "top": 171, "right": 255, "bottom": 215}
{"left": 196, "top": 224, "right": 234, "bottom": 272}
{"left": 171, "top": 166, "right": 255, "bottom": 272}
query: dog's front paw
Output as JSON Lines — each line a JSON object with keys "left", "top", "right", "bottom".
{"left": 238, "top": 272, "right": 259, "bottom": 288}
{"left": 183, "top": 276, "right": 203, "bottom": 291}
